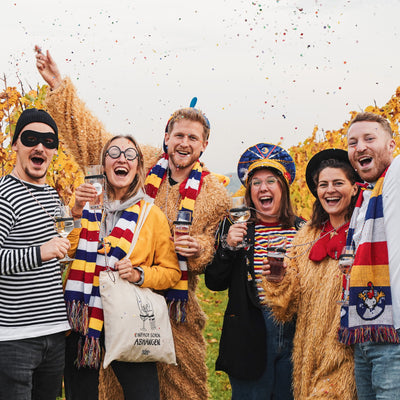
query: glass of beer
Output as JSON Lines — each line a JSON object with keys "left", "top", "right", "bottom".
{"left": 266, "top": 247, "right": 286, "bottom": 282}
{"left": 173, "top": 211, "right": 192, "bottom": 248}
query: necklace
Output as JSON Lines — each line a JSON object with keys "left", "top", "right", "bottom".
{"left": 162, "top": 172, "right": 181, "bottom": 226}
{"left": 11, "top": 170, "right": 60, "bottom": 222}
{"left": 282, "top": 220, "right": 349, "bottom": 260}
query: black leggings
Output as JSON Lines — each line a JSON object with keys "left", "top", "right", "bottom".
{"left": 64, "top": 331, "right": 160, "bottom": 400}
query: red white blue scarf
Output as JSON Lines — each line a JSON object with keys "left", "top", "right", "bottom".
{"left": 64, "top": 202, "right": 141, "bottom": 368}
{"left": 145, "top": 154, "right": 208, "bottom": 322}
{"left": 338, "top": 169, "right": 399, "bottom": 345}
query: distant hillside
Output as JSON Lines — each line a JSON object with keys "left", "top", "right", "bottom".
{"left": 224, "top": 172, "right": 242, "bottom": 195}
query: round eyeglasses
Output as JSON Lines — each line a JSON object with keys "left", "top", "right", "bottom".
{"left": 251, "top": 177, "right": 279, "bottom": 188}
{"left": 105, "top": 146, "right": 139, "bottom": 161}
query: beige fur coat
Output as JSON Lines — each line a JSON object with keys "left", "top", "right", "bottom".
{"left": 263, "top": 223, "right": 357, "bottom": 400}
{"left": 45, "top": 78, "right": 230, "bottom": 399}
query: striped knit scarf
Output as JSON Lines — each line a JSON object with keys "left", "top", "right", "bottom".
{"left": 64, "top": 202, "right": 141, "bottom": 368}
{"left": 145, "top": 153, "right": 208, "bottom": 322}
{"left": 338, "top": 169, "right": 399, "bottom": 345}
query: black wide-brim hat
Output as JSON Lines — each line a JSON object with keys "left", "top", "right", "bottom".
{"left": 306, "top": 148, "right": 362, "bottom": 197}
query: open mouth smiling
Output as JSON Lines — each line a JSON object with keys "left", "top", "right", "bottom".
{"left": 324, "top": 197, "right": 340, "bottom": 205}
{"left": 114, "top": 167, "right": 128, "bottom": 176}
{"left": 176, "top": 149, "right": 190, "bottom": 157}
{"left": 259, "top": 196, "right": 273, "bottom": 206}
{"left": 31, "top": 156, "right": 45, "bottom": 166}
{"left": 358, "top": 156, "right": 372, "bottom": 167}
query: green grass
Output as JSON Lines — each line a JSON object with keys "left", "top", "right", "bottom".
{"left": 197, "top": 276, "right": 231, "bottom": 399}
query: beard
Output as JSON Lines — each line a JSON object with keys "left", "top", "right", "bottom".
{"left": 24, "top": 166, "right": 47, "bottom": 182}
{"left": 168, "top": 149, "right": 198, "bottom": 170}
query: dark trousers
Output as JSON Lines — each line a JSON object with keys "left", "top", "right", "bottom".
{"left": 64, "top": 331, "right": 160, "bottom": 400}
{"left": 230, "top": 308, "right": 295, "bottom": 400}
{"left": 0, "top": 332, "right": 65, "bottom": 400}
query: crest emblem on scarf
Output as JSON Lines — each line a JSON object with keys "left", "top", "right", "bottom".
{"left": 356, "top": 281, "right": 386, "bottom": 320}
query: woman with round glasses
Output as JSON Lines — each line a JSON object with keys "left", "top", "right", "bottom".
{"left": 63, "top": 135, "right": 181, "bottom": 400}
{"left": 262, "top": 149, "right": 359, "bottom": 399}
{"left": 205, "top": 143, "right": 303, "bottom": 400}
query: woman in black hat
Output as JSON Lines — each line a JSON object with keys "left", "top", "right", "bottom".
{"left": 262, "top": 148, "right": 360, "bottom": 399}
{"left": 206, "top": 143, "right": 301, "bottom": 400}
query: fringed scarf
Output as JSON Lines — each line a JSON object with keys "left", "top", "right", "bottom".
{"left": 338, "top": 169, "right": 399, "bottom": 345}
{"left": 145, "top": 153, "right": 208, "bottom": 322}
{"left": 64, "top": 202, "right": 141, "bottom": 368}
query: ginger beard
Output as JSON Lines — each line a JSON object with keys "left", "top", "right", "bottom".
{"left": 165, "top": 119, "right": 208, "bottom": 172}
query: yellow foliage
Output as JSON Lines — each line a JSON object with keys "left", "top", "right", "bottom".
{"left": 289, "top": 86, "right": 400, "bottom": 220}
{"left": 233, "top": 86, "right": 400, "bottom": 222}
{"left": 0, "top": 82, "right": 83, "bottom": 205}
{"left": 2, "top": 80, "right": 400, "bottom": 220}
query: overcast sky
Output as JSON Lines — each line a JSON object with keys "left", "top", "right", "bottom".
{"left": 2, "top": 0, "right": 400, "bottom": 175}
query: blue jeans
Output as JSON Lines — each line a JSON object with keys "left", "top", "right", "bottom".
{"left": 229, "top": 308, "right": 294, "bottom": 400}
{"left": 354, "top": 341, "right": 400, "bottom": 399}
{"left": 0, "top": 332, "right": 65, "bottom": 400}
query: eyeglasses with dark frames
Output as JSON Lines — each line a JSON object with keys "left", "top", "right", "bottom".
{"left": 105, "top": 146, "right": 139, "bottom": 161}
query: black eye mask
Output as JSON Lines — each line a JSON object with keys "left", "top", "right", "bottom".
{"left": 20, "top": 130, "right": 59, "bottom": 149}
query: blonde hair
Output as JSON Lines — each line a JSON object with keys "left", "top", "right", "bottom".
{"left": 100, "top": 135, "right": 145, "bottom": 202}
{"left": 167, "top": 108, "right": 210, "bottom": 141}
{"left": 349, "top": 112, "right": 393, "bottom": 137}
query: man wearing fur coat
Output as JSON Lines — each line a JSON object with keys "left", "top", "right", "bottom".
{"left": 35, "top": 47, "right": 230, "bottom": 400}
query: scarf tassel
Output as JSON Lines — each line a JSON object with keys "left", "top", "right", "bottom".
{"left": 76, "top": 336, "right": 101, "bottom": 369}
{"left": 167, "top": 299, "right": 187, "bottom": 323}
{"left": 66, "top": 300, "right": 89, "bottom": 335}
{"left": 338, "top": 326, "right": 400, "bottom": 345}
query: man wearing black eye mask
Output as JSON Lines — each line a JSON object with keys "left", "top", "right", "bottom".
{"left": 11, "top": 108, "right": 59, "bottom": 182}
{"left": 0, "top": 108, "right": 70, "bottom": 399}
{"left": 20, "top": 130, "right": 59, "bottom": 149}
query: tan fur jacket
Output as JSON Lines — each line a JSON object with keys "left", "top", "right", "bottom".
{"left": 263, "top": 223, "right": 357, "bottom": 400}
{"left": 45, "top": 78, "right": 230, "bottom": 399}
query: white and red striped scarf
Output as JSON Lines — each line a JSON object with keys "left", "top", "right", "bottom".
{"left": 64, "top": 202, "right": 141, "bottom": 368}
{"left": 338, "top": 169, "right": 399, "bottom": 345}
{"left": 145, "top": 154, "right": 208, "bottom": 322}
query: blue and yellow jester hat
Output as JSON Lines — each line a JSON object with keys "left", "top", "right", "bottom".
{"left": 237, "top": 143, "right": 296, "bottom": 186}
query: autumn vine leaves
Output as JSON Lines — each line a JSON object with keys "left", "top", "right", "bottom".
{"left": 0, "top": 80, "right": 83, "bottom": 205}
{"left": 1, "top": 81, "right": 400, "bottom": 216}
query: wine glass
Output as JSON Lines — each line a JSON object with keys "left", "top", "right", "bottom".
{"left": 84, "top": 165, "right": 105, "bottom": 210}
{"left": 337, "top": 246, "right": 355, "bottom": 306}
{"left": 229, "top": 196, "right": 251, "bottom": 247}
{"left": 229, "top": 196, "right": 251, "bottom": 224}
{"left": 54, "top": 205, "right": 75, "bottom": 263}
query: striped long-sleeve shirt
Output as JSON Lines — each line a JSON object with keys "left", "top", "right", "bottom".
{"left": 252, "top": 222, "right": 297, "bottom": 303}
{"left": 0, "top": 175, "right": 70, "bottom": 341}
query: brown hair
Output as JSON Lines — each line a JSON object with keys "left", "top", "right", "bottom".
{"left": 100, "top": 135, "right": 145, "bottom": 202}
{"left": 348, "top": 112, "right": 393, "bottom": 137}
{"left": 245, "top": 167, "right": 296, "bottom": 229}
{"left": 310, "top": 159, "right": 359, "bottom": 228}
{"left": 167, "top": 108, "right": 210, "bottom": 141}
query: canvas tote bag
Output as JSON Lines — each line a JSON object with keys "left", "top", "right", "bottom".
{"left": 100, "top": 202, "right": 176, "bottom": 368}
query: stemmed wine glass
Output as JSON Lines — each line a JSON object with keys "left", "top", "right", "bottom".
{"left": 337, "top": 246, "right": 355, "bottom": 306}
{"left": 229, "top": 196, "right": 251, "bottom": 247}
{"left": 229, "top": 196, "right": 251, "bottom": 224}
{"left": 54, "top": 205, "right": 75, "bottom": 263}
